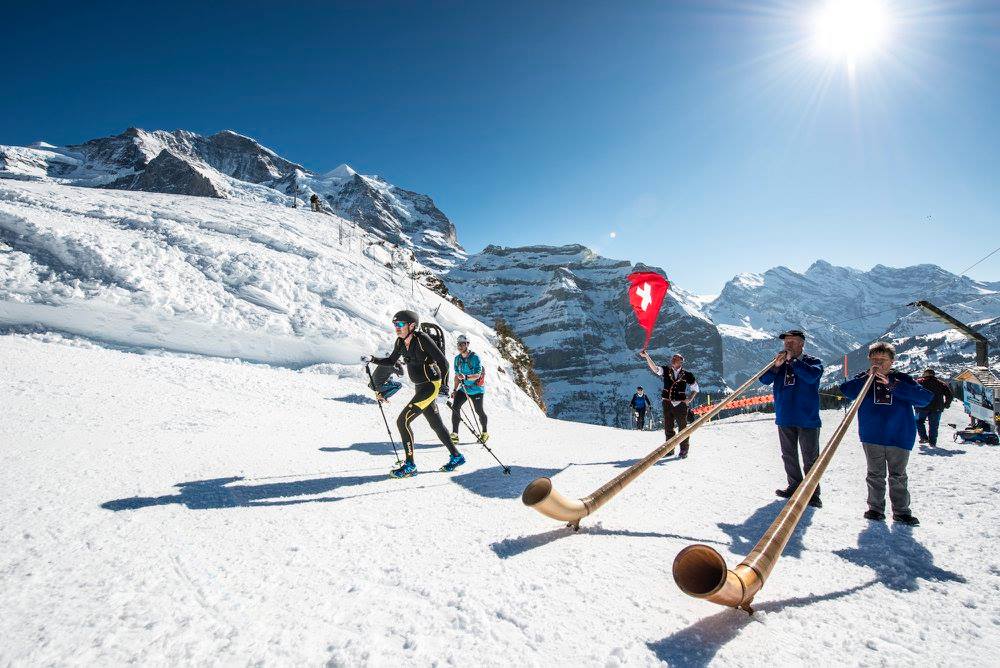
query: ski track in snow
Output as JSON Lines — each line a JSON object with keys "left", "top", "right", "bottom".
{"left": 2, "top": 334, "right": 998, "bottom": 666}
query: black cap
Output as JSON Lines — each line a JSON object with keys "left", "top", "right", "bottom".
{"left": 922, "top": 368, "right": 936, "bottom": 376}
{"left": 779, "top": 329, "right": 806, "bottom": 340}
{"left": 637, "top": 386, "right": 644, "bottom": 390}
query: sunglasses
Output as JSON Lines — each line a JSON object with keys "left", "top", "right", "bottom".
{"left": 458, "top": 341, "right": 469, "bottom": 346}
{"left": 393, "top": 321, "right": 408, "bottom": 329}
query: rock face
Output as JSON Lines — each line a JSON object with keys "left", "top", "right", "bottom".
{"left": 0, "top": 128, "right": 465, "bottom": 271}
{"left": 108, "top": 150, "right": 225, "bottom": 198}
{"left": 321, "top": 171, "right": 463, "bottom": 272}
{"left": 447, "top": 244, "right": 726, "bottom": 427}
{"left": 707, "top": 260, "right": 1000, "bottom": 385}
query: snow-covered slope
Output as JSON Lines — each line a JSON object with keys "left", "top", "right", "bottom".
{"left": 0, "top": 180, "right": 536, "bottom": 414}
{"left": 447, "top": 244, "right": 726, "bottom": 427}
{"left": 707, "top": 261, "right": 1000, "bottom": 384}
{"left": 1, "top": 333, "right": 995, "bottom": 665}
{"left": 0, "top": 128, "right": 466, "bottom": 271}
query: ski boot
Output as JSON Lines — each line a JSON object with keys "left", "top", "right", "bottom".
{"left": 389, "top": 461, "right": 417, "bottom": 478}
{"left": 450, "top": 432, "right": 459, "bottom": 444}
{"left": 440, "top": 453, "right": 466, "bottom": 472}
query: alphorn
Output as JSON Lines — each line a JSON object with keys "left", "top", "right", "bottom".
{"left": 521, "top": 360, "right": 776, "bottom": 529}
{"left": 671, "top": 372, "right": 876, "bottom": 612}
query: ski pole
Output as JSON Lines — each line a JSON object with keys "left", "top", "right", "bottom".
{"left": 459, "top": 384, "right": 485, "bottom": 438}
{"left": 447, "top": 397, "right": 510, "bottom": 475}
{"left": 365, "top": 363, "right": 401, "bottom": 464}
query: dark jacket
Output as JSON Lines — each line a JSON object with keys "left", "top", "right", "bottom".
{"left": 840, "top": 371, "right": 933, "bottom": 450}
{"left": 759, "top": 354, "right": 823, "bottom": 428}
{"left": 661, "top": 367, "right": 696, "bottom": 402}
{"left": 915, "top": 376, "right": 953, "bottom": 412}
{"left": 372, "top": 331, "right": 449, "bottom": 384}
{"left": 631, "top": 393, "right": 651, "bottom": 410}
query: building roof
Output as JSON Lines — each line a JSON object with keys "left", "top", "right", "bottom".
{"left": 954, "top": 366, "right": 1000, "bottom": 389}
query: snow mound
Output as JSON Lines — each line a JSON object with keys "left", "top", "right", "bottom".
{"left": 0, "top": 180, "right": 538, "bottom": 414}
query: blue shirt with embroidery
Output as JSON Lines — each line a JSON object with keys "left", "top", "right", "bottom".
{"left": 759, "top": 354, "right": 823, "bottom": 428}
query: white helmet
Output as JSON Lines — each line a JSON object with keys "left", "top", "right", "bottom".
{"left": 456, "top": 333, "right": 470, "bottom": 344}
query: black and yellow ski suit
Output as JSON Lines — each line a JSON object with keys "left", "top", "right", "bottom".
{"left": 371, "top": 331, "right": 459, "bottom": 464}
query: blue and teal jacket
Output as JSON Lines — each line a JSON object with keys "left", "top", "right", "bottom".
{"left": 454, "top": 352, "right": 485, "bottom": 396}
{"left": 759, "top": 354, "right": 823, "bottom": 428}
{"left": 840, "top": 371, "right": 932, "bottom": 450}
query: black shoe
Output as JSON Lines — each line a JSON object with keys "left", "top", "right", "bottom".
{"left": 678, "top": 452, "right": 688, "bottom": 459}
{"left": 864, "top": 510, "right": 886, "bottom": 521}
{"left": 775, "top": 487, "right": 795, "bottom": 498}
{"left": 918, "top": 438, "right": 928, "bottom": 444}
{"left": 893, "top": 513, "right": 920, "bottom": 526}
{"left": 808, "top": 496, "right": 822, "bottom": 508}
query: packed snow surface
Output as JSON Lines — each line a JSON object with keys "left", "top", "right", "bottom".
{"left": 2, "top": 334, "right": 997, "bottom": 666}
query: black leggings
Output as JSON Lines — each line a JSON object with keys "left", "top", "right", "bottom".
{"left": 451, "top": 391, "right": 488, "bottom": 433}
{"left": 396, "top": 381, "right": 457, "bottom": 464}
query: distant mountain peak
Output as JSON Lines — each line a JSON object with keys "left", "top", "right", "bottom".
{"left": 325, "top": 163, "right": 357, "bottom": 180}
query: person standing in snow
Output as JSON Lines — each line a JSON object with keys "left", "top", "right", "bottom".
{"left": 759, "top": 329, "right": 824, "bottom": 508}
{"left": 641, "top": 351, "right": 699, "bottom": 458}
{"left": 449, "top": 333, "right": 489, "bottom": 444}
{"left": 914, "top": 368, "right": 952, "bottom": 447}
{"left": 630, "top": 387, "right": 651, "bottom": 430}
{"left": 362, "top": 310, "right": 464, "bottom": 478}
{"left": 310, "top": 193, "right": 321, "bottom": 212}
{"left": 840, "top": 342, "right": 932, "bottom": 526}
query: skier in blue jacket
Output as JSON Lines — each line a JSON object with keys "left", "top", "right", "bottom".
{"left": 759, "top": 329, "right": 825, "bottom": 507}
{"left": 450, "top": 334, "right": 489, "bottom": 443}
{"left": 840, "top": 342, "right": 932, "bottom": 526}
{"left": 630, "top": 387, "right": 651, "bottom": 429}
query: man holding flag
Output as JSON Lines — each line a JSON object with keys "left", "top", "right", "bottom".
{"left": 642, "top": 351, "right": 699, "bottom": 458}
{"left": 626, "top": 270, "right": 699, "bottom": 458}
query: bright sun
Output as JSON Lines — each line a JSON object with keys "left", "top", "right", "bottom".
{"left": 812, "top": 0, "right": 891, "bottom": 66}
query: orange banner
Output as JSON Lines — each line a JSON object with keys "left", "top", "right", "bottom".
{"left": 692, "top": 394, "right": 773, "bottom": 415}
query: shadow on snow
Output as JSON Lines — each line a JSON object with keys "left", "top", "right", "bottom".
{"left": 917, "top": 443, "right": 967, "bottom": 458}
{"left": 491, "top": 524, "right": 728, "bottom": 559}
{"left": 102, "top": 435, "right": 561, "bottom": 511}
{"left": 648, "top": 521, "right": 965, "bottom": 667}
{"left": 718, "top": 499, "right": 815, "bottom": 559}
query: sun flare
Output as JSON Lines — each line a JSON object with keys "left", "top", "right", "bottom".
{"left": 812, "top": 0, "right": 891, "bottom": 66}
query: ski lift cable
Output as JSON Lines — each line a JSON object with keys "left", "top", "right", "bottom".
{"left": 922, "top": 245, "right": 1000, "bottom": 296}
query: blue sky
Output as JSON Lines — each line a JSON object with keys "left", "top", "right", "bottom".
{"left": 3, "top": 1, "right": 998, "bottom": 294}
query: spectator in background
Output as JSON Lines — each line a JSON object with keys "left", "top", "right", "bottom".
{"left": 914, "top": 368, "right": 952, "bottom": 447}
{"left": 630, "top": 386, "right": 651, "bottom": 430}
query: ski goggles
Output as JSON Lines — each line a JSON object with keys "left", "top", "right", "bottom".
{"left": 393, "top": 320, "right": 409, "bottom": 329}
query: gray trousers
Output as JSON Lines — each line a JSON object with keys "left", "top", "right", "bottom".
{"left": 778, "top": 426, "right": 821, "bottom": 496}
{"left": 862, "top": 443, "right": 911, "bottom": 515}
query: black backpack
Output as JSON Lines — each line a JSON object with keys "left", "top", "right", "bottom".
{"left": 420, "top": 322, "right": 450, "bottom": 394}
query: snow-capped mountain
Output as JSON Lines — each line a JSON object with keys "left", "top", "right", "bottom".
{"left": 706, "top": 260, "right": 1000, "bottom": 385}
{"left": 446, "top": 244, "right": 726, "bottom": 427}
{"left": 0, "top": 128, "right": 466, "bottom": 271}
{"left": 0, "top": 179, "right": 538, "bottom": 415}
{"left": 832, "top": 299, "right": 1000, "bottom": 383}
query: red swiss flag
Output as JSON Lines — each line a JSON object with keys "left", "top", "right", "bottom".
{"left": 627, "top": 271, "right": 669, "bottom": 350}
